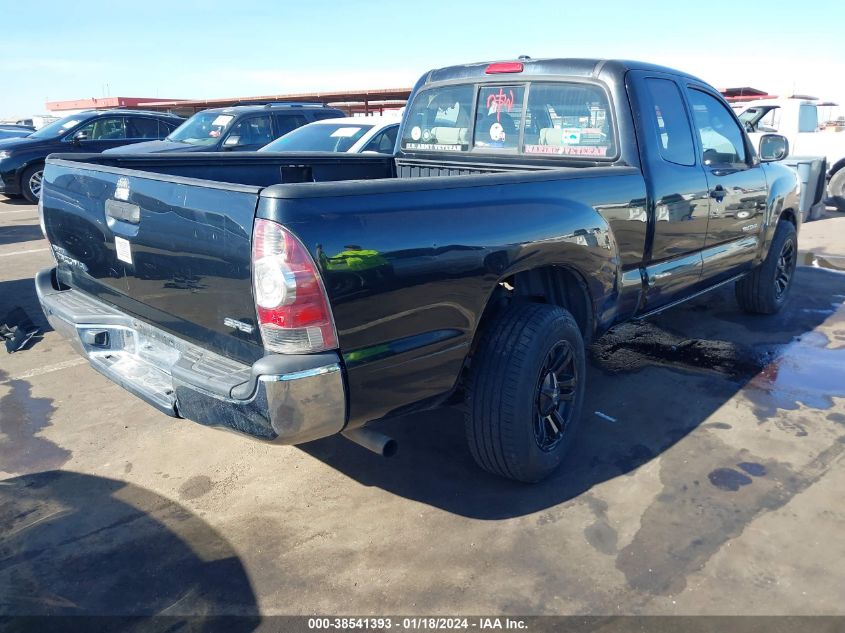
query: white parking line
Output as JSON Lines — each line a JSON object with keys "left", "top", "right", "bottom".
{"left": 0, "top": 209, "right": 36, "bottom": 215}
{"left": 3, "top": 358, "right": 87, "bottom": 381}
{"left": 0, "top": 248, "right": 49, "bottom": 257}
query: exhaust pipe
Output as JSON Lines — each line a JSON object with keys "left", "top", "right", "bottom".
{"left": 342, "top": 427, "right": 398, "bottom": 458}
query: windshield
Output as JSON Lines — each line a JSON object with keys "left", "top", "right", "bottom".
{"left": 29, "top": 114, "right": 86, "bottom": 139}
{"left": 260, "top": 122, "right": 374, "bottom": 152}
{"left": 401, "top": 81, "right": 616, "bottom": 158}
{"left": 167, "top": 112, "right": 234, "bottom": 145}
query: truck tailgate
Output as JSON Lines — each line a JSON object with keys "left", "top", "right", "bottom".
{"left": 42, "top": 159, "right": 264, "bottom": 364}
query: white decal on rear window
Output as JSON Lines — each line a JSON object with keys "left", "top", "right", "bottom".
{"left": 330, "top": 127, "right": 362, "bottom": 138}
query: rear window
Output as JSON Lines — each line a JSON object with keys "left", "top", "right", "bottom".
{"left": 260, "top": 123, "right": 374, "bottom": 152}
{"left": 401, "top": 81, "right": 615, "bottom": 159}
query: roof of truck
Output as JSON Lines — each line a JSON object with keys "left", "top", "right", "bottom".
{"left": 423, "top": 57, "right": 706, "bottom": 86}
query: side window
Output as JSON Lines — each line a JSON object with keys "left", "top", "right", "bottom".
{"left": 643, "top": 78, "right": 696, "bottom": 166}
{"left": 126, "top": 117, "right": 160, "bottom": 139}
{"left": 362, "top": 126, "right": 399, "bottom": 153}
{"left": 76, "top": 117, "right": 127, "bottom": 140}
{"left": 159, "top": 120, "right": 179, "bottom": 136}
{"left": 274, "top": 114, "right": 308, "bottom": 138}
{"left": 798, "top": 105, "right": 818, "bottom": 133}
{"left": 473, "top": 85, "right": 525, "bottom": 150}
{"left": 312, "top": 111, "right": 342, "bottom": 122}
{"left": 687, "top": 89, "right": 747, "bottom": 167}
{"left": 226, "top": 114, "right": 274, "bottom": 147}
{"left": 758, "top": 107, "right": 780, "bottom": 131}
{"left": 378, "top": 125, "right": 399, "bottom": 152}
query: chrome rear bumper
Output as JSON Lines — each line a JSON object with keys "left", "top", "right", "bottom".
{"left": 35, "top": 268, "right": 347, "bottom": 444}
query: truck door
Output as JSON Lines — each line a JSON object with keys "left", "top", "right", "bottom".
{"left": 629, "top": 72, "right": 711, "bottom": 310}
{"left": 685, "top": 87, "right": 767, "bottom": 282}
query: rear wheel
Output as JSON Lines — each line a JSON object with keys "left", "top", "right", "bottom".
{"left": 828, "top": 168, "right": 845, "bottom": 211}
{"left": 735, "top": 220, "right": 797, "bottom": 314}
{"left": 21, "top": 164, "right": 44, "bottom": 204}
{"left": 464, "top": 302, "right": 586, "bottom": 483}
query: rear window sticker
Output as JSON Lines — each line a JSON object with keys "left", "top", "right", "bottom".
{"left": 486, "top": 88, "right": 515, "bottom": 122}
{"left": 524, "top": 144, "right": 609, "bottom": 156}
{"left": 410, "top": 126, "right": 422, "bottom": 141}
{"left": 405, "top": 143, "right": 463, "bottom": 151}
{"left": 561, "top": 128, "right": 581, "bottom": 144}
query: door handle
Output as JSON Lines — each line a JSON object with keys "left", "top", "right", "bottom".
{"left": 105, "top": 199, "right": 140, "bottom": 224}
{"left": 709, "top": 185, "right": 727, "bottom": 201}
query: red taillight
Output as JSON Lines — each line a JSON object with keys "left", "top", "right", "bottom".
{"left": 485, "top": 62, "right": 524, "bottom": 74}
{"left": 252, "top": 219, "right": 337, "bottom": 353}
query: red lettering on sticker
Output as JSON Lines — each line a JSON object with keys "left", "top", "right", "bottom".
{"left": 486, "top": 89, "right": 515, "bottom": 123}
{"left": 524, "top": 144, "right": 609, "bottom": 156}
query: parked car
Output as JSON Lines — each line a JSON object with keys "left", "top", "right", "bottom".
{"left": 0, "top": 124, "right": 34, "bottom": 140}
{"left": 106, "top": 103, "right": 346, "bottom": 154}
{"left": 37, "top": 58, "right": 800, "bottom": 483}
{"left": 14, "top": 115, "right": 59, "bottom": 130}
{"left": 0, "top": 110, "right": 183, "bottom": 202}
{"left": 739, "top": 97, "right": 845, "bottom": 209}
{"left": 259, "top": 115, "right": 401, "bottom": 154}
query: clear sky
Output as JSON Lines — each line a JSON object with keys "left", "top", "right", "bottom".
{"left": 1, "top": 0, "right": 843, "bottom": 118}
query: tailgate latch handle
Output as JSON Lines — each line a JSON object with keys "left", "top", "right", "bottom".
{"left": 105, "top": 199, "right": 141, "bottom": 225}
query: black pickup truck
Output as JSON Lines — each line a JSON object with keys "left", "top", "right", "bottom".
{"left": 36, "top": 58, "right": 800, "bottom": 482}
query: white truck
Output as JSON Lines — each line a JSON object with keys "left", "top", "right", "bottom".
{"left": 739, "top": 97, "right": 845, "bottom": 212}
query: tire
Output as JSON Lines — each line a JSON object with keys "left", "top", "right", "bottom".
{"left": 464, "top": 302, "right": 586, "bottom": 483}
{"left": 21, "top": 163, "right": 44, "bottom": 204}
{"left": 828, "top": 168, "right": 845, "bottom": 211}
{"left": 735, "top": 220, "right": 797, "bottom": 314}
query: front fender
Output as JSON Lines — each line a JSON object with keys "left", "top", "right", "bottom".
{"left": 759, "top": 162, "right": 800, "bottom": 261}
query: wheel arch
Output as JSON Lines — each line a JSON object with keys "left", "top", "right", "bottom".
{"left": 17, "top": 158, "right": 46, "bottom": 189}
{"left": 467, "top": 263, "right": 597, "bottom": 363}
{"left": 828, "top": 156, "right": 845, "bottom": 177}
{"left": 779, "top": 207, "right": 798, "bottom": 228}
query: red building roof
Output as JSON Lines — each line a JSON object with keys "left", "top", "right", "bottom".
{"left": 46, "top": 88, "right": 412, "bottom": 116}
{"left": 718, "top": 87, "right": 778, "bottom": 103}
{"left": 46, "top": 96, "right": 188, "bottom": 112}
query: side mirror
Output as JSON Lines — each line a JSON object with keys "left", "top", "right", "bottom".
{"left": 758, "top": 134, "right": 789, "bottom": 162}
{"left": 222, "top": 135, "right": 242, "bottom": 149}
{"left": 72, "top": 130, "right": 89, "bottom": 144}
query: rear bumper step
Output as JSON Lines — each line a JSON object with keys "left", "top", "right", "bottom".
{"left": 35, "top": 268, "right": 347, "bottom": 444}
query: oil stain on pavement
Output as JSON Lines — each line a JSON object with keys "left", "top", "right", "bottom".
{"left": 0, "top": 370, "right": 70, "bottom": 475}
{"left": 590, "top": 321, "right": 765, "bottom": 380}
{"left": 616, "top": 434, "right": 845, "bottom": 596}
